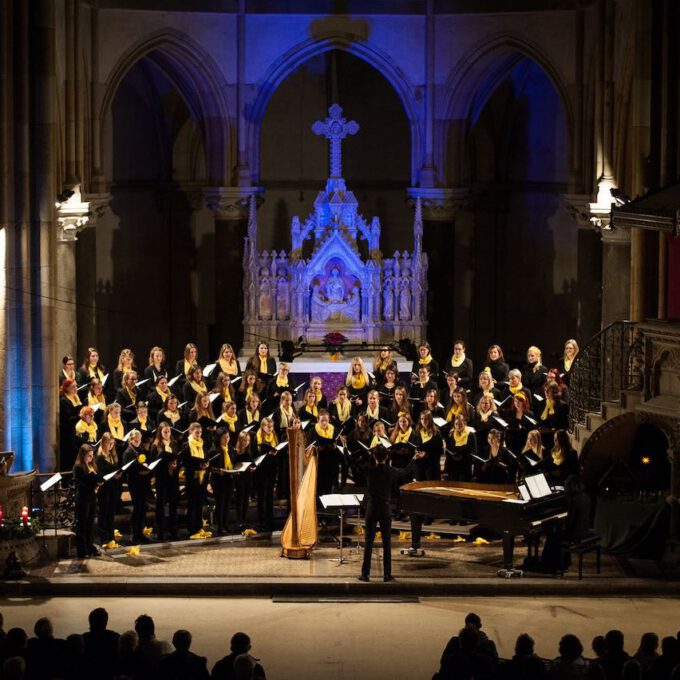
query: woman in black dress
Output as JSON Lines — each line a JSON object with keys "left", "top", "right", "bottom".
{"left": 123, "top": 429, "right": 152, "bottom": 543}
{"left": 412, "top": 410, "right": 443, "bottom": 482}
{"left": 445, "top": 340, "right": 474, "bottom": 389}
{"left": 346, "top": 357, "right": 370, "bottom": 409}
{"left": 95, "top": 433, "right": 121, "bottom": 547}
{"left": 72, "top": 444, "right": 102, "bottom": 558}
{"left": 236, "top": 369, "right": 260, "bottom": 409}
{"left": 151, "top": 421, "right": 180, "bottom": 541}
{"left": 209, "top": 428, "right": 236, "bottom": 535}
{"left": 144, "top": 345, "right": 168, "bottom": 386}
{"left": 59, "top": 378, "right": 82, "bottom": 470}
{"left": 484, "top": 344, "right": 509, "bottom": 385}
{"left": 411, "top": 341, "right": 439, "bottom": 382}
{"left": 445, "top": 414, "right": 477, "bottom": 482}
{"left": 181, "top": 422, "right": 209, "bottom": 537}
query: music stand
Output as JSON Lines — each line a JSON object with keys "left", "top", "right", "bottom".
{"left": 39, "top": 473, "right": 63, "bottom": 559}
{"left": 319, "top": 494, "right": 362, "bottom": 566}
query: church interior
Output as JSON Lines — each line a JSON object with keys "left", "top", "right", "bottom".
{"left": 1, "top": 1, "right": 680, "bottom": 678}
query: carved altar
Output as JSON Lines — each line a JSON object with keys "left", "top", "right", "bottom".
{"left": 243, "top": 104, "right": 428, "bottom": 351}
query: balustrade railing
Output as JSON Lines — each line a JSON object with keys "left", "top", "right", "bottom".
{"left": 569, "top": 320, "right": 644, "bottom": 431}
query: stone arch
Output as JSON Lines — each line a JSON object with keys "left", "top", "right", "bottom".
{"left": 248, "top": 36, "right": 422, "bottom": 185}
{"left": 439, "top": 32, "right": 575, "bottom": 186}
{"left": 98, "top": 28, "right": 232, "bottom": 186}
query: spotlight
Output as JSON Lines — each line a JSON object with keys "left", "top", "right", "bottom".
{"left": 641, "top": 456, "right": 651, "bottom": 465}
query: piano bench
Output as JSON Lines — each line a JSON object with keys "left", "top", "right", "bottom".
{"left": 561, "top": 535, "right": 601, "bottom": 580}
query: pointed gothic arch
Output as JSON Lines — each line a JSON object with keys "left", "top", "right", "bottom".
{"left": 439, "top": 32, "right": 575, "bottom": 186}
{"left": 98, "top": 28, "right": 232, "bottom": 186}
{"left": 248, "top": 36, "right": 422, "bottom": 186}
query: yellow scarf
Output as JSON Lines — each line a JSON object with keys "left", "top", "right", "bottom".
{"left": 245, "top": 385, "right": 254, "bottom": 400}
{"left": 451, "top": 353, "right": 465, "bottom": 368}
{"left": 335, "top": 399, "right": 351, "bottom": 422}
{"left": 221, "top": 444, "right": 233, "bottom": 470}
{"left": 222, "top": 412, "right": 237, "bottom": 432}
{"left": 351, "top": 373, "right": 366, "bottom": 389}
{"left": 76, "top": 419, "right": 97, "bottom": 442}
{"left": 138, "top": 415, "right": 147, "bottom": 431}
{"left": 88, "top": 393, "right": 106, "bottom": 407}
{"left": 108, "top": 417, "right": 124, "bottom": 440}
{"left": 366, "top": 404, "right": 381, "bottom": 420}
{"left": 479, "top": 410, "right": 492, "bottom": 423}
{"left": 315, "top": 423, "right": 335, "bottom": 439}
{"left": 246, "top": 409, "right": 260, "bottom": 424}
{"left": 88, "top": 364, "right": 104, "bottom": 380}
{"left": 66, "top": 393, "right": 82, "bottom": 407}
{"left": 257, "top": 429, "right": 278, "bottom": 446}
{"left": 510, "top": 384, "right": 523, "bottom": 395}
{"left": 541, "top": 399, "right": 555, "bottom": 421}
{"left": 164, "top": 409, "right": 180, "bottom": 424}
{"left": 276, "top": 375, "right": 289, "bottom": 388}
{"left": 156, "top": 386, "right": 170, "bottom": 403}
{"left": 184, "top": 359, "right": 194, "bottom": 376}
{"left": 188, "top": 436, "right": 205, "bottom": 483}
{"left": 564, "top": 357, "right": 573, "bottom": 372}
{"left": 315, "top": 389, "right": 324, "bottom": 403}
{"left": 453, "top": 428, "right": 470, "bottom": 446}
{"left": 305, "top": 404, "right": 318, "bottom": 418}
{"left": 163, "top": 441, "right": 173, "bottom": 453}
{"left": 259, "top": 357, "right": 268, "bottom": 373}
{"left": 552, "top": 448, "right": 564, "bottom": 466}
{"left": 219, "top": 358, "right": 238, "bottom": 375}
{"left": 395, "top": 427, "right": 412, "bottom": 443}
{"left": 125, "top": 386, "right": 137, "bottom": 405}
{"left": 279, "top": 407, "right": 294, "bottom": 429}
{"left": 189, "top": 380, "right": 206, "bottom": 394}
{"left": 446, "top": 404, "right": 463, "bottom": 422}
{"left": 370, "top": 434, "right": 383, "bottom": 448}
{"left": 420, "top": 431, "right": 433, "bottom": 444}
{"left": 419, "top": 355, "right": 432, "bottom": 366}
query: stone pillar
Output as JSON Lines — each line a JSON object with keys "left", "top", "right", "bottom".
{"left": 601, "top": 227, "right": 631, "bottom": 328}
{"left": 204, "top": 187, "right": 262, "bottom": 355}
{"left": 0, "top": 1, "right": 59, "bottom": 472}
{"left": 406, "top": 188, "right": 468, "bottom": 359}
{"left": 55, "top": 187, "right": 109, "bottom": 358}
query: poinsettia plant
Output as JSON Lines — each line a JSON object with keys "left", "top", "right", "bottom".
{"left": 323, "top": 332, "right": 348, "bottom": 354}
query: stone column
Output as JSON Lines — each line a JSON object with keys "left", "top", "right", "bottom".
{"left": 55, "top": 187, "right": 109, "bottom": 358}
{"left": 601, "top": 227, "right": 632, "bottom": 328}
{"left": 406, "top": 187, "right": 468, "bottom": 359}
{"left": 204, "top": 187, "right": 262, "bottom": 356}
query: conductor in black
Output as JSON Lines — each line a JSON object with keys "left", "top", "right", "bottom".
{"left": 358, "top": 445, "right": 395, "bottom": 582}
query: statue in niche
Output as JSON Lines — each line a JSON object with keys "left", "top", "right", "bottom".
{"left": 276, "top": 272, "right": 289, "bottom": 320}
{"left": 346, "top": 285, "right": 361, "bottom": 321}
{"left": 399, "top": 280, "right": 411, "bottom": 320}
{"left": 258, "top": 270, "right": 273, "bottom": 320}
{"left": 311, "top": 282, "right": 329, "bottom": 322}
{"left": 383, "top": 281, "right": 394, "bottom": 320}
{"left": 326, "top": 267, "right": 346, "bottom": 303}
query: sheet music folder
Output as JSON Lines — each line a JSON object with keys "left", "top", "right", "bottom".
{"left": 319, "top": 493, "right": 364, "bottom": 508}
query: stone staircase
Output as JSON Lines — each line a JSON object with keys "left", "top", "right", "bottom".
{"left": 572, "top": 388, "right": 642, "bottom": 454}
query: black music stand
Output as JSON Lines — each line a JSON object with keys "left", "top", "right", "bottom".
{"left": 39, "top": 472, "right": 63, "bottom": 560}
{"left": 319, "top": 494, "right": 362, "bottom": 566}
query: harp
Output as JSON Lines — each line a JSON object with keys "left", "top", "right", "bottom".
{"left": 280, "top": 425, "right": 318, "bottom": 558}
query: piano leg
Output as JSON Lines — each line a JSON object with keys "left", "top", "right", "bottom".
{"left": 502, "top": 531, "right": 515, "bottom": 569}
{"left": 498, "top": 531, "right": 524, "bottom": 578}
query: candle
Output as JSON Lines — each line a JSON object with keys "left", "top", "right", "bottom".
{"left": 21, "top": 506, "right": 28, "bottom": 525}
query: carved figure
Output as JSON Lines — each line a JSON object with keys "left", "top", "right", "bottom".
{"left": 399, "top": 281, "right": 411, "bottom": 320}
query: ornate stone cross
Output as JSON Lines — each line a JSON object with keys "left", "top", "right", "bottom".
{"left": 312, "top": 104, "right": 359, "bottom": 179}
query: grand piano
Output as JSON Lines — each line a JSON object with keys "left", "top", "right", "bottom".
{"left": 399, "top": 480, "right": 568, "bottom": 572}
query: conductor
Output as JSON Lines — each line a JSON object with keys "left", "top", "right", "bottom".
{"left": 358, "top": 445, "right": 402, "bottom": 583}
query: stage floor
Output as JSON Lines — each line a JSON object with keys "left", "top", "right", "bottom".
{"left": 20, "top": 529, "right": 680, "bottom": 598}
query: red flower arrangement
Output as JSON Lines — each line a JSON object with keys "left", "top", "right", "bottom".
{"left": 323, "top": 332, "right": 348, "bottom": 355}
